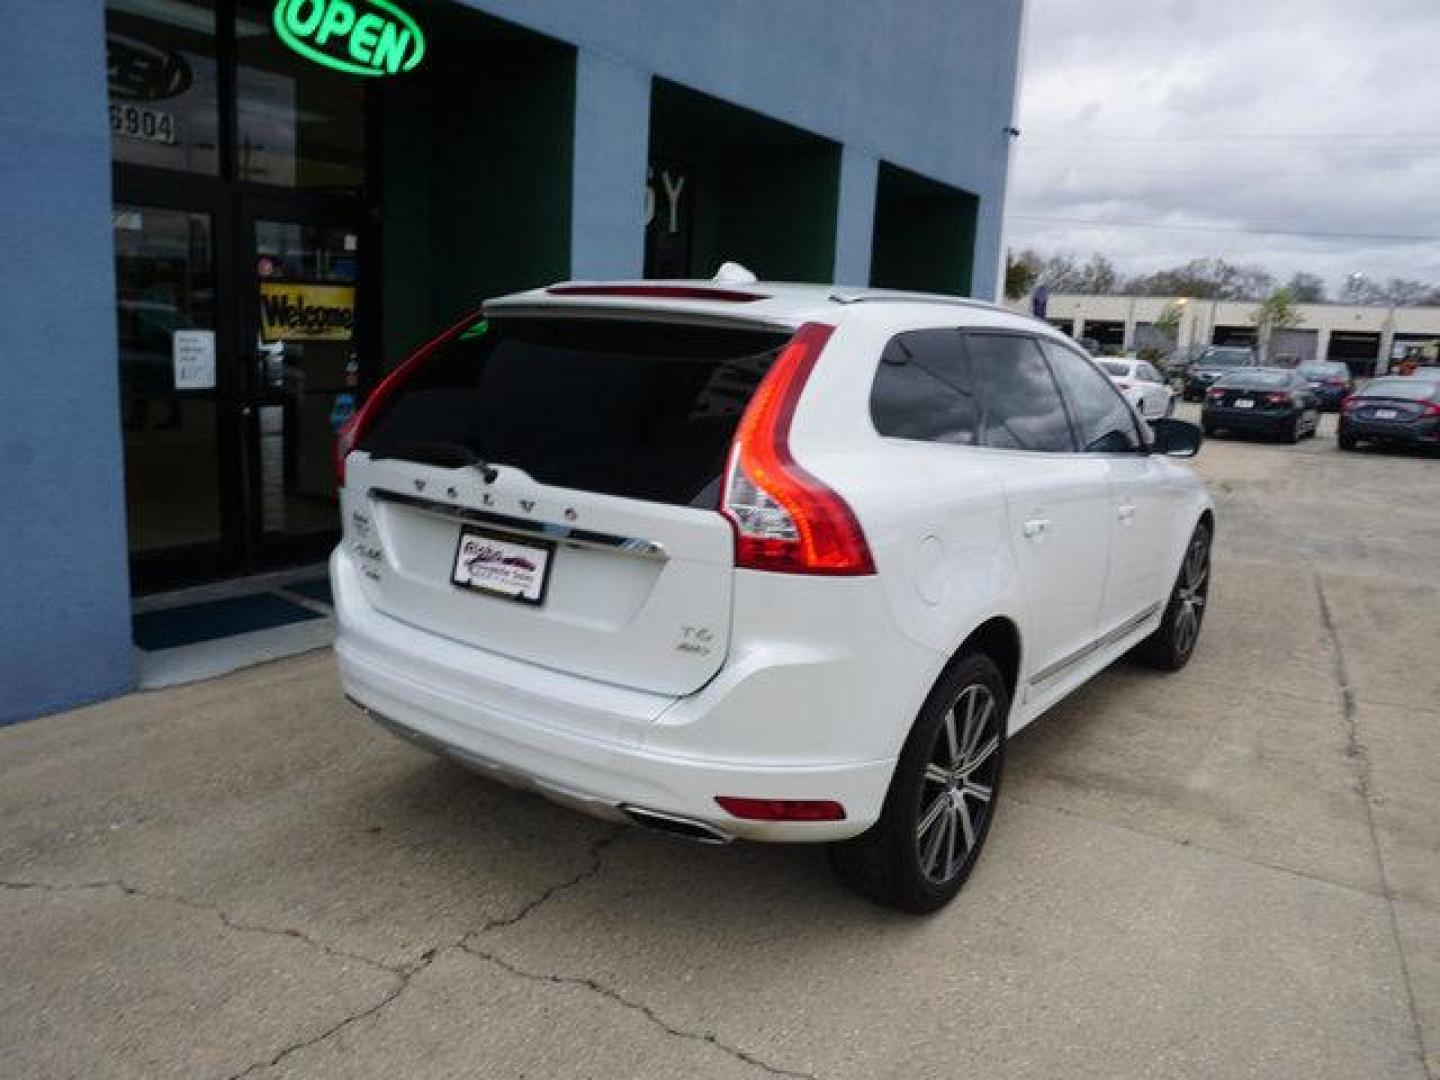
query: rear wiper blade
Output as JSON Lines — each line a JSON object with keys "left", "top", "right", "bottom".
{"left": 367, "top": 441, "right": 498, "bottom": 483}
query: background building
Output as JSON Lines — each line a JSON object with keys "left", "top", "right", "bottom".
{"left": 0, "top": 0, "right": 1025, "bottom": 723}
{"left": 1014, "top": 293, "right": 1440, "bottom": 374}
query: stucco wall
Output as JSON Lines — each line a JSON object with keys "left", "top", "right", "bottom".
{"left": 0, "top": 0, "right": 135, "bottom": 723}
{"left": 485, "top": 0, "right": 1024, "bottom": 297}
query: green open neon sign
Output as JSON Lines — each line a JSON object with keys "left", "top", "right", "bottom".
{"left": 273, "top": 0, "right": 425, "bottom": 77}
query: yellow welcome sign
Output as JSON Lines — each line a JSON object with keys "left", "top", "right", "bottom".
{"left": 259, "top": 281, "right": 356, "bottom": 342}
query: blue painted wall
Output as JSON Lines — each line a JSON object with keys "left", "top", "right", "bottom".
{"left": 0, "top": 0, "right": 134, "bottom": 723}
{"left": 0, "top": 0, "right": 1018, "bottom": 722}
{"left": 479, "top": 0, "right": 1024, "bottom": 298}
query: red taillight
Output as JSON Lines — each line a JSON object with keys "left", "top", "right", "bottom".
{"left": 1423, "top": 401, "right": 1440, "bottom": 417}
{"left": 333, "top": 309, "right": 483, "bottom": 487}
{"left": 714, "top": 797, "right": 846, "bottom": 822}
{"left": 1341, "top": 396, "right": 1361, "bottom": 412}
{"left": 721, "top": 323, "right": 875, "bottom": 576}
{"left": 1265, "top": 391, "right": 1292, "bottom": 405}
{"left": 1206, "top": 387, "right": 1225, "bottom": 399}
{"left": 1325, "top": 377, "right": 1347, "bottom": 387}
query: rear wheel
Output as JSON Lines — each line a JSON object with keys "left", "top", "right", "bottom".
{"left": 1339, "top": 429, "right": 1358, "bottom": 451}
{"left": 829, "top": 653, "right": 1007, "bottom": 913}
{"left": 1285, "top": 415, "right": 1303, "bottom": 443}
{"left": 1134, "top": 522, "right": 1210, "bottom": 672}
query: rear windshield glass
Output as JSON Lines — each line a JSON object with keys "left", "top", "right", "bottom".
{"left": 1216, "top": 370, "right": 1291, "bottom": 388}
{"left": 1300, "top": 362, "right": 1347, "bottom": 377}
{"left": 1198, "top": 348, "right": 1251, "bottom": 367}
{"left": 1099, "top": 361, "right": 1130, "bottom": 377}
{"left": 1360, "top": 378, "right": 1440, "bottom": 402}
{"left": 359, "top": 318, "right": 791, "bottom": 507}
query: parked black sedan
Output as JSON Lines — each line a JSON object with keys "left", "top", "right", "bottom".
{"left": 1297, "top": 360, "right": 1354, "bottom": 410}
{"left": 1338, "top": 376, "right": 1440, "bottom": 451}
{"left": 1202, "top": 368, "right": 1321, "bottom": 443}
{"left": 1182, "top": 345, "right": 1257, "bottom": 401}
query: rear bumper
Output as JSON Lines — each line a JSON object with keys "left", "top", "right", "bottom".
{"left": 1202, "top": 406, "right": 1296, "bottom": 432}
{"left": 1341, "top": 417, "right": 1440, "bottom": 444}
{"left": 332, "top": 550, "right": 920, "bottom": 842}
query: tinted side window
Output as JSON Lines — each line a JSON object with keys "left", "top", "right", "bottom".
{"left": 1042, "top": 342, "right": 1143, "bottom": 453}
{"left": 965, "top": 334, "right": 1074, "bottom": 452}
{"left": 870, "top": 329, "right": 979, "bottom": 445}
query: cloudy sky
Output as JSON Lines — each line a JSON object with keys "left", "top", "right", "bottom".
{"left": 1006, "top": 0, "right": 1440, "bottom": 293}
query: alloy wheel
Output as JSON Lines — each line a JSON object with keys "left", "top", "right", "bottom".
{"left": 916, "top": 683, "right": 1001, "bottom": 884}
{"left": 1174, "top": 530, "right": 1210, "bottom": 658}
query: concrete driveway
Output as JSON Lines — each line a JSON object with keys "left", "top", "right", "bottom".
{"left": 3, "top": 409, "right": 1437, "bottom": 1079}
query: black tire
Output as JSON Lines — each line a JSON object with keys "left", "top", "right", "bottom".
{"left": 1203, "top": 423, "right": 1218, "bottom": 437}
{"left": 1339, "top": 429, "right": 1357, "bottom": 451}
{"left": 1285, "top": 415, "right": 1302, "bottom": 443}
{"left": 1134, "top": 521, "right": 1211, "bottom": 672}
{"left": 829, "top": 653, "right": 1008, "bottom": 914}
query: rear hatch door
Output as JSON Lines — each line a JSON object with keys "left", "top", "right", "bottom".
{"left": 347, "top": 314, "right": 793, "bottom": 697}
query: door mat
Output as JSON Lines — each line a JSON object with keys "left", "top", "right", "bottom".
{"left": 132, "top": 593, "right": 325, "bottom": 652}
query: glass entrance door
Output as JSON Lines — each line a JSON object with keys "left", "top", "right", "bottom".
{"left": 245, "top": 211, "right": 364, "bottom": 565}
{"left": 114, "top": 202, "right": 229, "bottom": 587}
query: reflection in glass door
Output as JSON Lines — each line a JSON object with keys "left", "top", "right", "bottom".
{"left": 250, "top": 218, "right": 362, "bottom": 561}
{"left": 114, "top": 204, "right": 223, "bottom": 579}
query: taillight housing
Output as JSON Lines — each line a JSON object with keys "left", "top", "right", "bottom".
{"left": 721, "top": 322, "right": 875, "bottom": 576}
{"left": 1265, "top": 391, "right": 1292, "bottom": 405}
{"left": 333, "top": 309, "right": 483, "bottom": 487}
{"left": 1206, "top": 387, "right": 1225, "bottom": 399}
{"left": 1341, "top": 395, "right": 1362, "bottom": 413}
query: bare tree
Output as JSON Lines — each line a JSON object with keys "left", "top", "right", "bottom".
{"left": 1285, "top": 272, "right": 1327, "bottom": 303}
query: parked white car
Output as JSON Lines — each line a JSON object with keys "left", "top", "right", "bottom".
{"left": 1099, "top": 357, "right": 1176, "bottom": 420}
{"left": 332, "top": 276, "right": 1214, "bottom": 912}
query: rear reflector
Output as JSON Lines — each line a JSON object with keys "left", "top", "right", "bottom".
{"left": 714, "top": 797, "right": 846, "bottom": 822}
{"left": 546, "top": 284, "right": 766, "bottom": 303}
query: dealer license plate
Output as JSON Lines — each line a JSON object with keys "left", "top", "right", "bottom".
{"left": 451, "top": 527, "right": 553, "bottom": 606}
{"left": 1234, "top": 398, "right": 1255, "bottom": 408}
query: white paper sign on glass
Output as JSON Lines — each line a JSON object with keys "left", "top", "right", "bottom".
{"left": 173, "top": 329, "right": 217, "bottom": 390}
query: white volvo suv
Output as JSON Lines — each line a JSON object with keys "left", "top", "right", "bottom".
{"left": 332, "top": 278, "right": 1213, "bottom": 912}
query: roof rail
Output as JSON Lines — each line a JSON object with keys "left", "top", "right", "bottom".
{"left": 827, "top": 289, "right": 1007, "bottom": 314}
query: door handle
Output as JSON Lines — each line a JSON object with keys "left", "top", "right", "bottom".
{"left": 1117, "top": 503, "right": 1136, "bottom": 523}
{"left": 1021, "top": 516, "right": 1050, "bottom": 540}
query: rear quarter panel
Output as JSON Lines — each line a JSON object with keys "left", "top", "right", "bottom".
{"left": 784, "top": 309, "right": 1028, "bottom": 742}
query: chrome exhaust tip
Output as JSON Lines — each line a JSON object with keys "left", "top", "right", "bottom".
{"left": 622, "top": 805, "right": 733, "bottom": 845}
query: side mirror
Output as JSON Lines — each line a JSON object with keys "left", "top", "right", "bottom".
{"left": 1150, "top": 417, "right": 1202, "bottom": 458}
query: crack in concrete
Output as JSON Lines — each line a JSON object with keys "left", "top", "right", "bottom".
{"left": 223, "top": 824, "right": 624, "bottom": 1078}
{"left": 1315, "top": 575, "right": 1435, "bottom": 1080}
{"left": 453, "top": 825, "right": 818, "bottom": 1080}
{"left": 225, "top": 948, "right": 433, "bottom": 1080}
{"left": 464, "top": 824, "right": 622, "bottom": 940}
{"left": 460, "top": 943, "right": 816, "bottom": 1079}
{"left": 0, "top": 877, "right": 401, "bottom": 978}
